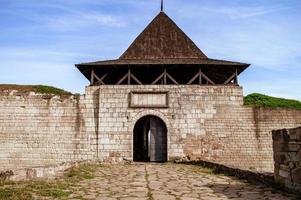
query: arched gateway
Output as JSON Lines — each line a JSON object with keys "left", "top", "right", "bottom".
{"left": 133, "top": 115, "right": 167, "bottom": 162}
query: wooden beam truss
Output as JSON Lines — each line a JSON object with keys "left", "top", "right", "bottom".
{"left": 224, "top": 68, "right": 238, "bottom": 85}
{"left": 90, "top": 68, "right": 107, "bottom": 85}
{"left": 117, "top": 67, "right": 143, "bottom": 85}
{"left": 187, "top": 67, "right": 215, "bottom": 85}
{"left": 90, "top": 66, "right": 239, "bottom": 85}
{"left": 152, "top": 67, "right": 179, "bottom": 85}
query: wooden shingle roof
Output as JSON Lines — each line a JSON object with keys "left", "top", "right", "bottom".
{"left": 76, "top": 12, "right": 249, "bottom": 68}
{"left": 119, "top": 12, "right": 207, "bottom": 60}
{"left": 77, "top": 58, "right": 249, "bottom": 67}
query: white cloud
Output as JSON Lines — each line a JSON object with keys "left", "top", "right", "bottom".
{"left": 0, "top": 3, "right": 126, "bottom": 32}
{"left": 0, "top": 48, "right": 82, "bottom": 58}
{"left": 175, "top": 3, "right": 301, "bottom": 70}
{"left": 206, "top": 5, "right": 290, "bottom": 20}
{"left": 43, "top": 12, "right": 125, "bottom": 32}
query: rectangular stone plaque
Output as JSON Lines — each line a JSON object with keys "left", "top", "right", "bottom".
{"left": 129, "top": 91, "right": 169, "bottom": 108}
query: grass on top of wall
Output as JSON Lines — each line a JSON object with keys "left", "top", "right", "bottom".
{"left": 244, "top": 93, "right": 301, "bottom": 110}
{"left": 0, "top": 84, "right": 72, "bottom": 96}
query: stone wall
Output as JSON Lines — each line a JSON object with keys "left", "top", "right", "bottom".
{"left": 93, "top": 85, "right": 301, "bottom": 172}
{"left": 206, "top": 107, "right": 301, "bottom": 172}
{"left": 273, "top": 127, "right": 301, "bottom": 193}
{"left": 252, "top": 108, "right": 301, "bottom": 172}
{"left": 94, "top": 85, "right": 244, "bottom": 163}
{"left": 1, "top": 85, "right": 301, "bottom": 173}
{"left": 0, "top": 90, "right": 98, "bottom": 171}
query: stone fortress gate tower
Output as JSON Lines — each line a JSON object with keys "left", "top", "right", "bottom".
{"left": 76, "top": 8, "right": 250, "bottom": 164}
{"left": 1, "top": 3, "right": 301, "bottom": 175}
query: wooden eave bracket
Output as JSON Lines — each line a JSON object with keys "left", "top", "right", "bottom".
{"left": 187, "top": 67, "right": 215, "bottom": 85}
{"left": 152, "top": 68, "right": 179, "bottom": 85}
{"left": 117, "top": 68, "right": 143, "bottom": 85}
{"left": 224, "top": 69, "right": 238, "bottom": 84}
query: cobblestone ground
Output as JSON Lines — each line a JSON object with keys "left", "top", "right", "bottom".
{"left": 69, "top": 163, "right": 298, "bottom": 200}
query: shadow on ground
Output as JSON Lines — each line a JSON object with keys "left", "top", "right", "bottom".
{"left": 206, "top": 183, "right": 300, "bottom": 200}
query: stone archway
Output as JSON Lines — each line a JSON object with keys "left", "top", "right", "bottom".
{"left": 133, "top": 115, "right": 167, "bottom": 162}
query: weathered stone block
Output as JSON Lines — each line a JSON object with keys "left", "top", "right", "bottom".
{"left": 288, "top": 142, "right": 301, "bottom": 152}
{"left": 297, "top": 149, "right": 301, "bottom": 160}
{"left": 288, "top": 127, "right": 301, "bottom": 141}
{"left": 288, "top": 152, "right": 299, "bottom": 162}
{"left": 279, "top": 169, "right": 290, "bottom": 178}
{"left": 272, "top": 129, "right": 290, "bottom": 142}
{"left": 289, "top": 161, "right": 299, "bottom": 169}
{"left": 274, "top": 152, "right": 289, "bottom": 164}
{"left": 273, "top": 142, "right": 289, "bottom": 152}
{"left": 294, "top": 183, "right": 301, "bottom": 191}
{"left": 273, "top": 127, "right": 301, "bottom": 194}
{"left": 292, "top": 168, "right": 301, "bottom": 184}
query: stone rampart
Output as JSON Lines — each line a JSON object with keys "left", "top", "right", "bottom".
{"left": 0, "top": 90, "right": 97, "bottom": 171}
{"left": 0, "top": 86, "right": 301, "bottom": 173}
{"left": 92, "top": 85, "right": 301, "bottom": 172}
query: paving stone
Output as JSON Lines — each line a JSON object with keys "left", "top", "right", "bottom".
{"left": 67, "top": 163, "right": 298, "bottom": 200}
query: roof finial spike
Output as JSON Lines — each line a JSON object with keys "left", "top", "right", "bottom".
{"left": 161, "top": 0, "right": 164, "bottom": 12}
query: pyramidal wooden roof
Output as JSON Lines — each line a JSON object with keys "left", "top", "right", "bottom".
{"left": 119, "top": 12, "right": 207, "bottom": 60}
{"left": 76, "top": 11, "right": 249, "bottom": 68}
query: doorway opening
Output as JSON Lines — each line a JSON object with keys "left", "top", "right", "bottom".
{"left": 133, "top": 115, "right": 167, "bottom": 162}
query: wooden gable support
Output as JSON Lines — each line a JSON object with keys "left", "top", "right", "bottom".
{"left": 164, "top": 67, "right": 167, "bottom": 84}
{"left": 188, "top": 67, "right": 214, "bottom": 85}
{"left": 91, "top": 68, "right": 107, "bottom": 85}
{"left": 224, "top": 73, "right": 236, "bottom": 84}
{"left": 200, "top": 71, "right": 215, "bottom": 85}
{"left": 224, "top": 68, "right": 238, "bottom": 85}
{"left": 188, "top": 72, "right": 199, "bottom": 84}
{"left": 117, "top": 67, "right": 143, "bottom": 85}
{"left": 152, "top": 67, "right": 178, "bottom": 85}
{"left": 117, "top": 73, "right": 129, "bottom": 85}
{"left": 131, "top": 73, "right": 143, "bottom": 85}
{"left": 127, "top": 67, "right": 131, "bottom": 84}
{"left": 166, "top": 73, "right": 179, "bottom": 85}
{"left": 188, "top": 67, "right": 203, "bottom": 84}
{"left": 90, "top": 69, "right": 95, "bottom": 85}
{"left": 234, "top": 68, "right": 238, "bottom": 84}
{"left": 94, "top": 73, "right": 107, "bottom": 85}
{"left": 152, "top": 73, "right": 165, "bottom": 84}
{"left": 199, "top": 68, "right": 202, "bottom": 84}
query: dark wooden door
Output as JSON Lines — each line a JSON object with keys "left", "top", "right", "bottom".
{"left": 149, "top": 117, "right": 167, "bottom": 162}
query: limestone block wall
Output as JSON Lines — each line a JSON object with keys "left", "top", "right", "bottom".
{"left": 1, "top": 85, "right": 301, "bottom": 173}
{"left": 0, "top": 90, "right": 98, "bottom": 171}
{"left": 95, "top": 85, "right": 246, "bottom": 163}
{"left": 94, "top": 85, "right": 301, "bottom": 172}
{"left": 273, "top": 127, "right": 301, "bottom": 193}
{"left": 251, "top": 108, "right": 301, "bottom": 172}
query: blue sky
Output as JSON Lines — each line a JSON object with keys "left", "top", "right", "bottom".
{"left": 0, "top": 0, "right": 300, "bottom": 99}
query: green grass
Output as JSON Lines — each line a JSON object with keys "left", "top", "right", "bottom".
{"left": 34, "top": 85, "right": 71, "bottom": 95}
{"left": 0, "top": 188, "right": 32, "bottom": 200}
{"left": 64, "top": 164, "right": 97, "bottom": 180}
{"left": 0, "top": 84, "right": 72, "bottom": 96}
{"left": 180, "top": 164, "right": 222, "bottom": 176}
{"left": 0, "top": 163, "right": 99, "bottom": 200}
{"left": 244, "top": 93, "right": 301, "bottom": 110}
{"left": 36, "top": 188, "right": 70, "bottom": 198}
